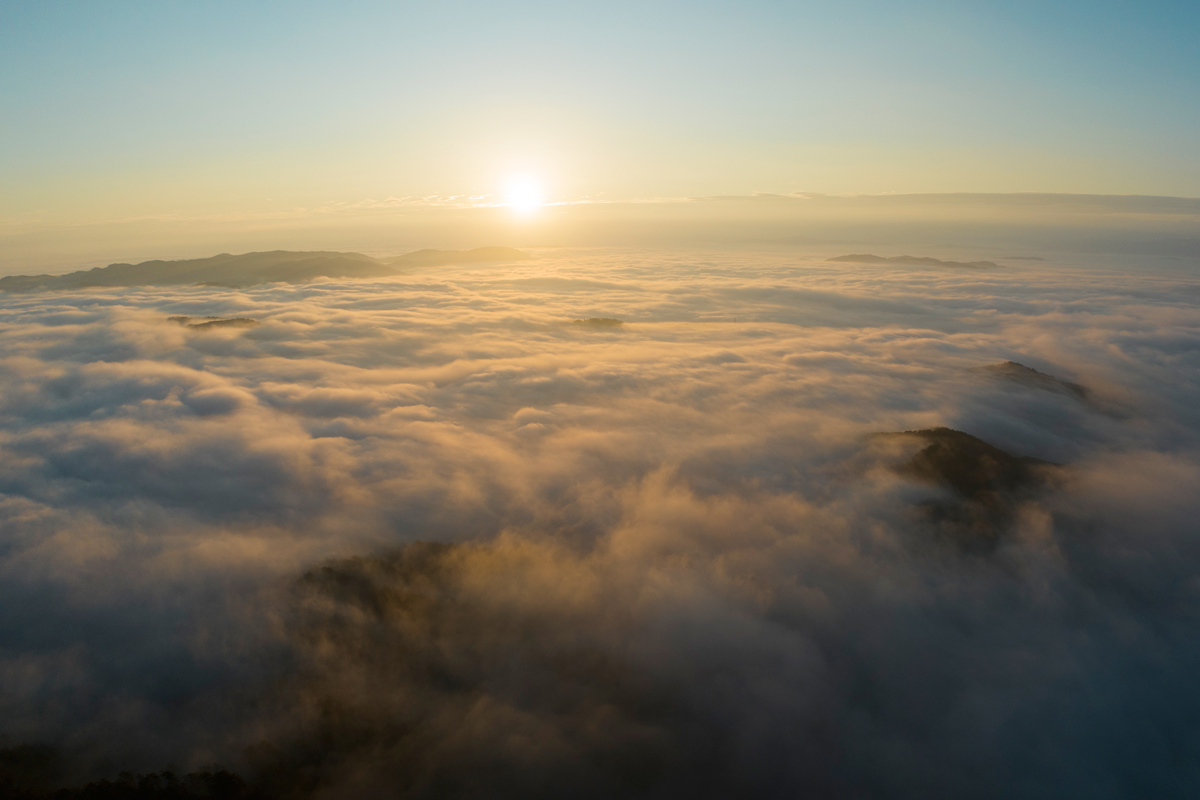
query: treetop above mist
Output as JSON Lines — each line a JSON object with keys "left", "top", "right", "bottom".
{"left": 0, "top": 247, "right": 532, "bottom": 292}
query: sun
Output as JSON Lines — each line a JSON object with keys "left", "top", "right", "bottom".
{"left": 504, "top": 177, "right": 545, "bottom": 213}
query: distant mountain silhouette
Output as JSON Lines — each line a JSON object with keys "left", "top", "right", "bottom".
{"left": 0, "top": 247, "right": 533, "bottom": 292}
{"left": 386, "top": 247, "right": 532, "bottom": 268}
{"left": 0, "top": 251, "right": 394, "bottom": 292}
{"left": 971, "top": 361, "right": 1089, "bottom": 400}
{"left": 827, "top": 254, "right": 1001, "bottom": 269}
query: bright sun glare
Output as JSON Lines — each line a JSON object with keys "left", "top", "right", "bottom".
{"left": 504, "top": 178, "right": 545, "bottom": 212}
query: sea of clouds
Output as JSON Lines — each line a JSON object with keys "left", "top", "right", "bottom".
{"left": 1, "top": 248, "right": 1199, "bottom": 798}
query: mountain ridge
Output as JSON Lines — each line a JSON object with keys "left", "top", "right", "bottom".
{"left": 0, "top": 247, "right": 532, "bottom": 292}
{"left": 828, "top": 254, "right": 1001, "bottom": 269}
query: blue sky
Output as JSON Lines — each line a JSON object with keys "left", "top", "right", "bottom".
{"left": 2, "top": 0, "right": 1198, "bottom": 223}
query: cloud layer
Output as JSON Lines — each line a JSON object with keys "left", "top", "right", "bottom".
{"left": 1, "top": 249, "right": 1199, "bottom": 797}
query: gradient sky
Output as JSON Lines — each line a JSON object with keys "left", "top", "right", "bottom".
{"left": 3, "top": 0, "right": 1199, "bottom": 226}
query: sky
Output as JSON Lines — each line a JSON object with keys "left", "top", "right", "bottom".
{"left": 3, "top": 0, "right": 1200, "bottom": 233}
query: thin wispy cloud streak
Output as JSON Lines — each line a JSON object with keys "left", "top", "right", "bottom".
{"left": 1, "top": 249, "right": 1199, "bottom": 797}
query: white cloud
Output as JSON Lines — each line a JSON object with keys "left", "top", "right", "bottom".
{"left": 0, "top": 249, "right": 1198, "bottom": 795}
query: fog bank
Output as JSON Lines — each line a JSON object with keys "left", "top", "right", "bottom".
{"left": 1, "top": 248, "right": 1198, "bottom": 797}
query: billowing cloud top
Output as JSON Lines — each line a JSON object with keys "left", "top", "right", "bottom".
{"left": 1, "top": 248, "right": 1199, "bottom": 798}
